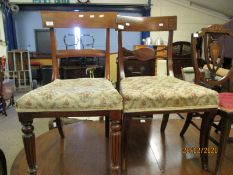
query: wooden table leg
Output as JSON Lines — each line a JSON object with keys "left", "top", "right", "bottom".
{"left": 20, "top": 118, "right": 37, "bottom": 175}
{"left": 110, "top": 111, "right": 122, "bottom": 175}
{"left": 200, "top": 111, "right": 215, "bottom": 170}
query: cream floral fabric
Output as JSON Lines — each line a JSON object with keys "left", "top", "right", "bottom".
{"left": 120, "top": 76, "right": 218, "bottom": 113}
{"left": 16, "top": 78, "right": 122, "bottom": 112}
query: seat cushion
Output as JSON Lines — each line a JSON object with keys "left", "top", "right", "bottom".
{"left": 203, "top": 64, "right": 229, "bottom": 77}
{"left": 16, "top": 78, "right": 122, "bottom": 112}
{"left": 120, "top": 76, "right": 218, "bottom": 113}
{"left": 219, "top": 92, "right": 233, "bottom": 112}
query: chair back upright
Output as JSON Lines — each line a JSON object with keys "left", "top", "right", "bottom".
{"left": 192, "top": 24, "right": 233, "bottom": 90}
{"left": 41, "top": 11, "right": 117, "bottom": 80}
{"left": 116, "top": 15, "right": 177, "bottom": 81}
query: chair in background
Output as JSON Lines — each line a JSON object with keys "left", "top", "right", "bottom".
{"left": 0, "top": 57, "right": 15, "bottom": 116}
{"left": 116, "top": 15, "right": 218, "bottom": 173}
{"left": 172, "top": 41, "right": 192, "bottom": 79}
{"left": 16, "top": 11, "right": 123, "bottom": 175}
{"left": 180, "top": 24, "right": 233, "bottom": 175}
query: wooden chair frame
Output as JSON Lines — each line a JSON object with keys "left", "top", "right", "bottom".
{"left": 116, "top": 15, "right": 217, "bottom": 173}
{"left": 17, "top": 11, "right": 122, "bottom": 175}
{"left": 180, "top": 24, "right": 233, "bottom": 175}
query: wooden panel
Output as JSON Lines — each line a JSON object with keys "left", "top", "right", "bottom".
{"left": 110, "top": 53, "right": 117, "bottom": 82}
{"left": 156, "top": 45, "right": 167, "bottom": 58}
{"left": 31, "top": 58, "right": 52, "bottom": 66}
{"left": 56, "top": 49, "right": 105, "bottom": 59}
{"left": 116, "top": 16, "right": 177, "bottom": 31}
{"left": 133, "top": 45, "right": 167, "bottom": 59}
{"left": 41, "top": 11, "right": 117, "bottom": 29}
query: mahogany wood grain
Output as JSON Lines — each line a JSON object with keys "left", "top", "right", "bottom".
{"left": 56, "top": 49, "right": 105, "bottom": 59}
{"left": 116, "top": 16, "right": 177, "bottom": 31}
{"left": 41, "top": 11, "right": 117, "bottom": 29}
{"left": 49, "top": 28, "right": 58, "bottom": 80}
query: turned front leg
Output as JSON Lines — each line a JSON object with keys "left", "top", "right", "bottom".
{"left": 110, "top": 111, "right": 122, "bottom": 175}
{"left": 21, "top": 119, "right": 37, "bottom": 175}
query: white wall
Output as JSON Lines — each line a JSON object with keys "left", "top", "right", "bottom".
{"left": 0, "top": 11, "right": 7, "bottom": 57}
{"left": 150, "top": 0, "right": 229, "bottom": 43}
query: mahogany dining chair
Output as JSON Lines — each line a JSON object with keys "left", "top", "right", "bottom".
{"left": 16, "top": 11, "right": 123, "bottom": 175}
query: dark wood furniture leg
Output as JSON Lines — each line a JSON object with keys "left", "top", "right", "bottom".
{"left": 180, "top": 113, "right": 193, "bottom": 137}
{"left": 105, "top": 116, "right": 109, "bottom": 138}
{"left": 215, "top": 118, "right": 222, "bottom": 133}
{"left": 0, "top": 148, "right": 7, "bottom": 175}
{"left": 11, "top": 95, "right": 15, "bottom": 106}
{"left": 160, "top": 113, "right": 169, "bottom": 132}
{"left": 109, "top": 111, "right": 122, "bottom": 175}
{"left": 215, "top": 112, "right": 232, "bottom": 175}
{"left": 200, "top": 111, "right": 215, "bottom": 170}
{"left": 55, "top": 117, "right": 65, "bottom": 138}
{"left": 0, "top": 98, "right": 7, "bottom": 116}
{"left": 122, "top": 116, "right": 130, "bottom": 175}
{"left": 20, "top": 117, "right": 37, "bottom": 175}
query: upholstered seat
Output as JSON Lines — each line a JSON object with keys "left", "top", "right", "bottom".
{"left": 219, "top": 92, "right": 233, "bottom": 112}
{"left": 16, "top": 78, "right": 122, "bottom": 112}
{"left": 120, "top": 76, "right": 218, "bottom": 113}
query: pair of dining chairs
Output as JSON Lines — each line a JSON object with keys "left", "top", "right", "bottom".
{"left": 16, "top": 11, "right": 219, "bottom": 175}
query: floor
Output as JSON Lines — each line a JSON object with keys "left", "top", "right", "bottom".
{"left": 8, "top": 115, "right": 233, "bottom": 175}
{"left": 0, "top": 107, "right": 50, "bottom": 175}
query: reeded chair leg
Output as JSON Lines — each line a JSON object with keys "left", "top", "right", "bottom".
{"left": 55, "top": 118, "right": 65, "bottom": 139}
{"left": 160, "top": 113, "right": 169, "bottom": 132}
{"left": 180, "top": 113, "right": 193, "bottom": 137}
{"left": 21, "top": 118, "right": 37, "bottom": 175}
{"left": 215, "top": 113, "right": 232, "bottom": 175}
{"left": 109, "top": 111, "right": 122, "bottom": 175}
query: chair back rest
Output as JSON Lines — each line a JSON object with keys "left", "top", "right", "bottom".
{"left": 41, "top": 11, "right": 117, "bottom": 79}
{"left": 116, "top": 15, "right": 177, "bottom": 81}
{"left": 192, "top": 24, "right": 233, "bottom": 90}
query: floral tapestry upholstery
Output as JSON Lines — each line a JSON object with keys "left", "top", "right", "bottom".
{"left": 16, "top": 78, "right": 123, "bottom": 112}
{"left": 120, "top": 76, "right": 218, "bottom": 113}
